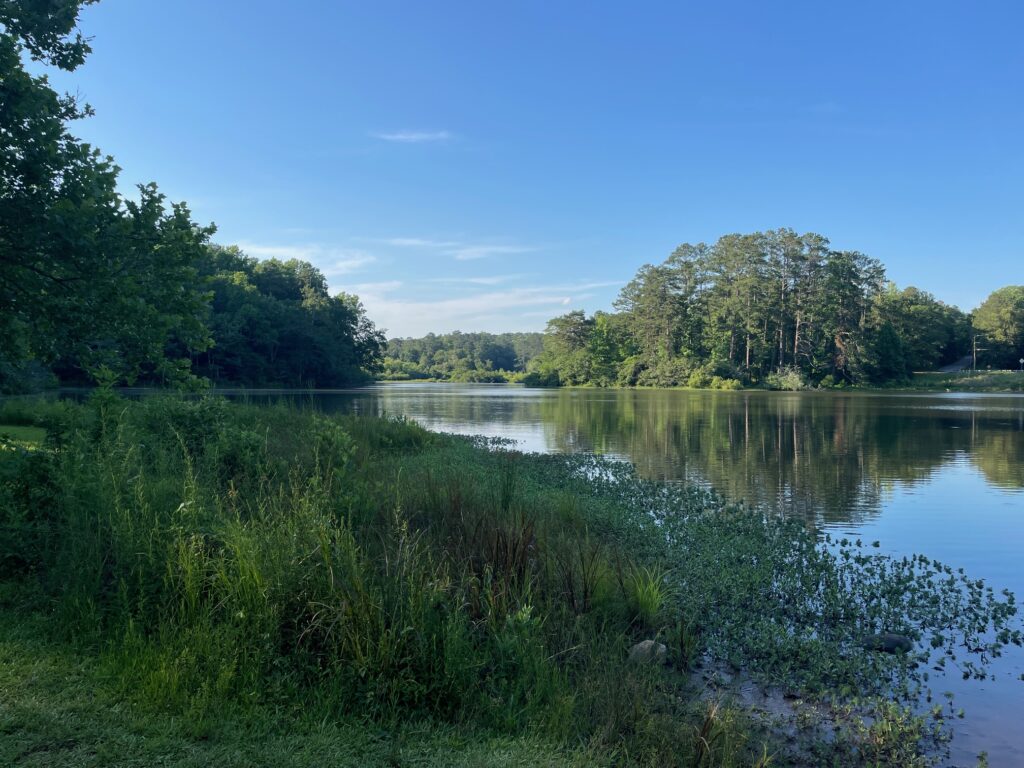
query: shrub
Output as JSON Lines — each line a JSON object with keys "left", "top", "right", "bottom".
{"left": 765, "top": 366, "right": 807, "bottom": 391}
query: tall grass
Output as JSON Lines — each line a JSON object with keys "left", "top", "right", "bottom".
{"left": 0, "top": 393, "right": 765, "bottom": 765}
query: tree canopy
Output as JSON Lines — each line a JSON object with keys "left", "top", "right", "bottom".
{"left": 191, "top": 247, "right": 383, "bottom": 387}
{"left": 382, "top": 331, "right": 543, "bottom": 382}
{"left": 529, "top": 230, "right": 977, "bottom": 388}
{"left": 1, "top": 0, "right": 211, "bottom": 386}
{"left": 972, "top": 286, "right": 1024, "bottom": 370}
{"left": 0, "top": 0, "right": 382, "bottom": 391}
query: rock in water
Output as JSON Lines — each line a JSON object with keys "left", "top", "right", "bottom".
{"left": 862, "top": 633, "right": 913, "bottom": 654}
{"left": 628, "top": 640, "right": 668, "bottom": 665}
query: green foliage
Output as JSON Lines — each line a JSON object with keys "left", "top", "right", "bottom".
{"left": 972, "top": 285, "right": 1024, "bottom": 369}
{"left": 0, "top": 396, "right": 787, "bottom": 765}
{"left": 626, "top": 564, "right": 673, "bottom": 629}
{"left": 0, "top": 6, "right": 382, "bottom": 391}
{"left": 764, "top": 367, "right": 807, "bottom": 391}
{"left": 0, "top": 608, "right": 596, "bottom": 767}
{"left": 189, "top": 246, "right": 384, "bottom": 387}
{"left": 531, "top": 230, "right": 976, "bottom": 388}
{"left": 873, "top": 285, "right": 971, "bottom": 373}
{"left": 382, "top": 331, "right": 544, "bottom": 381}
{"left": 0, "top": 3, "right": 214, "bottom": 387}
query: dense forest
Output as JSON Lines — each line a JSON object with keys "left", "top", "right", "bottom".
{"left": 187, "top": 247, "right": 383, "bottom": 387}
{"left": 382, "top": 331, "right": 543, "bottom": 381}
{"left": 0, "top": 6, "right": 382, "bottom": 393}
{"left": 526, "top": 232, "right": 1021, "bottom": 388}
{"left": 529, "top": 231, "right": 962, "bottom": 388}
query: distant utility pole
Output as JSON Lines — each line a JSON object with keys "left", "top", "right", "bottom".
{"left": 972, "top": 334, "right": 987, "bottom": 373}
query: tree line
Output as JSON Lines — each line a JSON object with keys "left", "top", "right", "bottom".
{"left": 529, "top": 231, "right": 1022, "bottom": 388}
{"left": 7, "top": 4, "right": 1020, "bottom": 394}
{"left": 1, "top": 2, "right": 383, "bottom": 392}
{"left": 382, "top": 332, "right": 544, "bottom": 382}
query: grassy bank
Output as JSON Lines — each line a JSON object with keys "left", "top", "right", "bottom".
{"left": 0, "top": 395, "right": 1019, "bottom": 766}
{"left": 373, "top": 369, "right": 1024, "bottom": 394}
{"left": 905, "top": 370, "right": 1024, "bottom": 393}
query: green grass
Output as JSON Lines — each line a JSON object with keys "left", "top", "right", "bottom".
{"left": 0, "top": 425, "right": 46, "bottom": 449}
{"left": 0, "top": 392, "right": 1018, "bottom": 766}
{"left": 907, "top": 371, "right": 1024, "bottom": 392}
{"left": 0, "top": 601, "right": 585, "bottom": 767}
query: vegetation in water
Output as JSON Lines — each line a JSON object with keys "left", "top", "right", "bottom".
{"left": 0, "top": 394, "right": 1019, "bottom": 765}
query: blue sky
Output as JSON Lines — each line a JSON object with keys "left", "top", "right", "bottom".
{"left": 49, "top": 1, "right": 1023, "bottom": 337}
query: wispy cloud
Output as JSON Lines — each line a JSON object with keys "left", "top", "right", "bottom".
{"left": 428, "top": 274, "right": 524, "bottom": 286}
{"left": 371, "top": 130, "right": 453, "bottom": 143}
{"left": 236, "top": 242, "right": 377, "bottom": 277}
{"left": 450, "top": 245, "right": 535, "bottom": 261}
{"left": 521, "top": 309, "right": 565, "bottom": 318}
{"left": 323, "top": 251, "right": 377, "bottom": 276}
{"left": 350, "top": 280, "right": 403, "bottom": 294}
{"left": 381, "top": 237, "right": 460, "bottom": 248}
{"left": 236, "top": 242, "right": 314, "bottom": 260}
{"left": 354, "top": 280, "right": 622, "bottom": 337}
{"left": 382, "top": 236, "right": 536, "bottom": 262}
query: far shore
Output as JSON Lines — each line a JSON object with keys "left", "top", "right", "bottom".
{"left": 375, "top": 369, "right": 1024, "bottom": 394}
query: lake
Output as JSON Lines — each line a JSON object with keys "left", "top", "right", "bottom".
{"left": 233, "top": 383, "right": 1024, "bottom": 764}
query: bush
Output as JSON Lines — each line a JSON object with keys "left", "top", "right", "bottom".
{"left": 710, "top": 376, "right": 743, "bottom": 390}
{"left": 635, "top": 358, "right": 695, "bottom": 387}
{"left": 764, "top": 366, "right": 807, "bottom": 391}
{"left": 520, "top": 370, "right": 559, "bottom": 387}
{"left": 687, "top": 369, "right": 712, "bottom": 389}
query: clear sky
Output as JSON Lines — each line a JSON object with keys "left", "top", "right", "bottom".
{"left": 49, "top": 1, "right": 1023, "bottom": 337}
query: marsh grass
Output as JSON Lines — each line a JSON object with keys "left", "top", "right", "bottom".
{"left": 0, "top": 393, "right": 1017, "bottom": 766}
{"left": 626, "top": 563, "right": 675, "bottom": 629}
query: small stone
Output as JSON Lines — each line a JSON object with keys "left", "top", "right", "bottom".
{"left": 628, "top": 639, "right": 668, "bottom": 665}
{"left": 862, "top": 632, "right": 913, "bottom": 654}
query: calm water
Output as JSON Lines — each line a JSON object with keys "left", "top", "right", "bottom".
{"left": 238, "top": 384, "right": 1024, "bottom": 764}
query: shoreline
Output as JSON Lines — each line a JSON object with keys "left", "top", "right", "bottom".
{"left": 1, "top": 395, "right": 1019, "bottom": 766}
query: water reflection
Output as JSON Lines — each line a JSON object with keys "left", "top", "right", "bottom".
{"left": 327, "top": 385, "right": 1023, "bottom": 528}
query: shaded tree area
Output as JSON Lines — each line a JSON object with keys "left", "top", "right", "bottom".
{"left": 531, "top": 230, "right": 975, "bottom": 388}
{"left": 1, "top": 0, "right": 211, "bottom": 389}
{"left": 972, "top": 286, "right": 1024, "bottom": 370}
{"left": 0, "top": 1, "right": 382, "bottom": 392}
{"left": 187, "top": 247, "right": 384, "bottom": 388}
{"left": 383, "top": 331, "right": 544, "bottom": 382}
